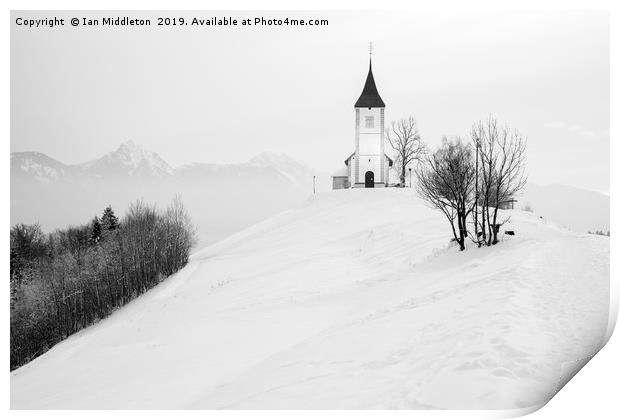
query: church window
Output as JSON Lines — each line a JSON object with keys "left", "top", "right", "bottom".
{"left": 365, "top": 116, "right": 375, "bottom": 128}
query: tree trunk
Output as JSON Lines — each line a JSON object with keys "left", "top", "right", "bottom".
{"left": 456, "top": 209, "right": 465, "bottom": 251}
{"left": 491, "top": 205, "right": 500, "bottom": 245}
{"left": 474, "top": 143, "right": 479, "bottom": 245}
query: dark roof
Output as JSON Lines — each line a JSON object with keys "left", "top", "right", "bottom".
{"left": 354, "top": 59, "right": 385, "bottom": 108}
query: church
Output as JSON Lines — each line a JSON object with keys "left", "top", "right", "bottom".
{"left": 332, "top": 56, "right": 393, "bottom": 189}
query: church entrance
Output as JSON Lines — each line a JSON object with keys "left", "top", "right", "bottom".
{"left": 365, "top": 171, "right": 375, "bottom": 188}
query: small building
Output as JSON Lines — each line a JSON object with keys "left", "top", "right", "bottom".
{"left": 332, "top": 56, "right": 393, "bottom": 189}
{"left": 498, "top": 198, "right": 518, "bottom": 210}
{"left": 332, "top": 167, "right": 350, "bottom": 189}
{"left": 478, "top": 195, "right": 518, "bottom": 210}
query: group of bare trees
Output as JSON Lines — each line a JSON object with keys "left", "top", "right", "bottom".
{"left": 416, "top": 137, "right": 476, "bottom": 250}
{"left": 471, "top": 118, "right": 527, "bottom": 245}
{"left": 10, "top": 197, "right": 196, "bottom": 370}
{"left": 386, "top": 117, "right": 425, "bottom": 186}
{"left": 411, "top": 116, "right": 527, "bottom": 250}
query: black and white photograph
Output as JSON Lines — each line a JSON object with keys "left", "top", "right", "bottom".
{"left": 7, "top": 3, "right": 616, "bottom": 416}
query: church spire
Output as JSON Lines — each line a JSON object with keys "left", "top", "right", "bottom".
{"left": 354, "top": 46, "right": 385, "bottom": 108}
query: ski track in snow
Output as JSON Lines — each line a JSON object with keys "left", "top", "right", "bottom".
{"left": 10, "top": 189, "right": 610, "bottom": 410}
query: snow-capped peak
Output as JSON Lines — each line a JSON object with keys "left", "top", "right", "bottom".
{"left": 115, "top": 140, "right": 164, "bottom": 169}
{"left": 10, "top": 151, "right": 69, "bottom": 183}
{"left": 82, "top": 140, "right": 174, "bottom": 177}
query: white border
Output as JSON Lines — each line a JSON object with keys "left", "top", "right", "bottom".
{"left": 3, "top": 1, "right": 617, "bottom": 419}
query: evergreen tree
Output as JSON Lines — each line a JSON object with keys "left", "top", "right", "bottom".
{"left": 90, "top": 216, "right": 102, "bottom": 244}
{"left": 101, "top": 205, "right": 119, "bottom": 231}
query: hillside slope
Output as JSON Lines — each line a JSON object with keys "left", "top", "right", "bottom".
{"left": 521, "top": 183, "right": 609, "bottom": 234}
{"left": 10, "top": 189, "right": 610, "bottom": 410}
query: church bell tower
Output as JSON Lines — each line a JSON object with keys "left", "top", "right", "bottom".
{"left": 352, "top": 50, "right": 386, "bottom": 188}
{"left": 331, "top": 46, "right": 392, "bottom": 190}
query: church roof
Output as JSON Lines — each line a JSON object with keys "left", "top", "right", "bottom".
{"left": 354, "top": 59, "right": 385, "bottom": 108}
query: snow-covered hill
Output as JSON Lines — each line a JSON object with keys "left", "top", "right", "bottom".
{"left": 10, "top": 189, "right": 610, "bottom": 410}
{"left": 520, "top": 183, "right": 609, "bottom": 234}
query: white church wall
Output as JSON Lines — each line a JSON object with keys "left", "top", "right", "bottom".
{"left": 359, "top": 135, "right": 381, "bottom": 155}
{"left": 357, "top": 155, "right": 383, "bottom": 185}
{"left": 358, "top": 108, "right": 381, "bottom": 135}
{"left": 356, "top": 107, "right": 384, "bottom": 184}
{"left": 358, "top": 108, "right": 381, "bottom": 156}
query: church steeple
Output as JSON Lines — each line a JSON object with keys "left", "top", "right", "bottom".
{"left": 354, "top": 58, "right": 385, "bottom": 108}
{"left": 330, "top": 46, "right": 392, "bottom": 190}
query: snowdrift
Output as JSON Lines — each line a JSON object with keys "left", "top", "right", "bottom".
{"left": 10, "top": 189, "right": 610, "bottom": 410}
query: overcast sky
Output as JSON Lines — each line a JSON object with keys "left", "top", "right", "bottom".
{"left": 11, "top": 10, "right": 609, "bottom": 193}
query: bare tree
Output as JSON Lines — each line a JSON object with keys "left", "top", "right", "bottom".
{"left": 471, "top": 116, "right": 527, "bottom": 245}
{"left": 10, "top": 197, "right": 198, "bottom": 370}
{"left": 386, "top": 117, "right": 425, "bottom": 187}
{"left": 416, "top": 137, "right": 476, "bottom": 250}
{"left": 160, "top": 196, "right": 197, "bottom": 276}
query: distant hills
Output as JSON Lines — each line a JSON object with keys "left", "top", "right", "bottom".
{"left": 520, "top": 183, "right": 609, "bottom": 234}
{"left": 10, "top": 141, "right": 609, "bottom": 246}
{"left": 11, "top": 141, "right": 174, "bottom": 181}
{"left": 11, "top": 141, "right": 327, "bottom": 247}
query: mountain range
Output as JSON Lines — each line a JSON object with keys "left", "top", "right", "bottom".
{"left": 11, "top": 140, "right": 313, "bottom": 183}
{"left": 11, "top": 141, "right": 609, "bottom": 246}
{"left": 11, "top": 141, "right": 326, "bottom": 247}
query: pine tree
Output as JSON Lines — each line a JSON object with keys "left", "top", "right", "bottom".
{"left": 101, "top": 205, "right": 119, "bottom": 231}
{"left": 90, "top": 216, "right": 102, "bottom": 244}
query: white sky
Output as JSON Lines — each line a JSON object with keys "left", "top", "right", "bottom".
{"left": 11, "top": 10, "right": 609, "bottom": 193}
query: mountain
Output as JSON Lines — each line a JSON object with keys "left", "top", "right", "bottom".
{"left": 11, "top": 142, "right": 317, "bottom": 186}
{"left": 12, "top": 141, "right": 175, "bottom": 181}
{"left": 79, "top": 140, "right": 174, "bottom": 178}
{"left": 11, "top": 142, "right": 325, "bottom": 247}
{"left": 11, "top": 142, "right": 609, "bottom": 246}
{"left": 11, "top": 151, "right": 75, "bottom": 182}
{"left": 10, "top": 189, "right": 609, "bottom": 409}
{"left": 249, "top": 152, "right": 320, "bottom": 189}
{"left": 519, "top": 183, "right": 610, "bottom": 234}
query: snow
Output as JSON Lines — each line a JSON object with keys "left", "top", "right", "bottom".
{"left": 520, "top": 183, "right": 610, "bottom": 234}
{"left": 115, "top": 140, "right": 175, "bottom": 176}
{"left": 11, "top": 152, "right": 67, "bottom": 182}
{"left": 80, "top": 140, "right": 175, "bottom": 177}
{"left": 10, "top": 189, "right": 610, "bottom": 410}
